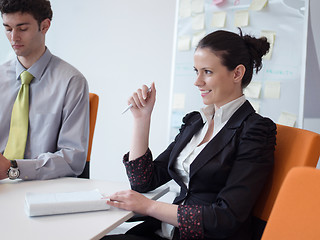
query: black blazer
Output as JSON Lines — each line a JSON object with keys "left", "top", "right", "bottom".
{"left": 128, "top": 100, "right": 277, "bottom": 240}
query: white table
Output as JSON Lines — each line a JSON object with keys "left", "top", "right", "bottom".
{"left": 0, "top": 177, "right": 169, "bottom": 240}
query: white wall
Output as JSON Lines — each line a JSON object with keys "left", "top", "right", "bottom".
{"left": 0, "top": 0, "right": 177, "bottom": 182}
{"left": 48, "top": 0, "right": 177, "bottom": 182}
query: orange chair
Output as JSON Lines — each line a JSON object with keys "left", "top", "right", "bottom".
{"left": 78, "top": 93, "right": 99, "bottom": 179}
{"left": 261, "top": 167, "right": 320, "bottom": 240}
{"left": 253, "top": 124, "right": 320, "bottom": 239}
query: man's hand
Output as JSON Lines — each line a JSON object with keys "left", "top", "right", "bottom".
{"left": 0, "top": 153, "right": 11, "bottom": 180}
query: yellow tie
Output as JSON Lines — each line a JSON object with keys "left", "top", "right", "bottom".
{"left": 4, "top": 71, "right": 34, "bottom": 160}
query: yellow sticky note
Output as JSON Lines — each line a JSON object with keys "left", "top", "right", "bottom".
{"left": 244, "top": 81, "right": 262, "bottom": 99}
{"left": 191, "top": 0, "right": 204, "bottom": 13}
{"left": 234, "top": 10, "right": 249, "bottom": 27}
{"left": 261, "top": 30, "right": 276, "bottom": 60}
{"left": 249, "top": 0, "right": 268, "bottom": 11}
{"left": 212, "top": 11, "right": 227, "bottom": 28}
{"left": 192, "top": 13, "right": 205, "bottom": 30}
{"left": 192, "top": 31, "right": 206, "bottom": 48}
{"left": 278, "top": 112, "right": 297, "bottom": 127}
{"left": 179, "top": 0, "right": 191, "bottom": 18}
{"left": 264, "top": 81, "right": 281, "bottom": 99}
{"left": 172, "top": 93, "right": 186, "bottom": 110}
{"left": 249, "top": 100, "right": 260, "bottom": 113}
{"left": 178, "top": 36, "right": 191, "bottom": 51}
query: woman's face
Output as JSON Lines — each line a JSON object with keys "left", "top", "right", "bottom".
{"left": 193, "top": 47, "right": 243, "bottom": 108}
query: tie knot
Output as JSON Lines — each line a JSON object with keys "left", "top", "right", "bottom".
{"left": 20, "top": 71, "right": 34, "bottom": 85}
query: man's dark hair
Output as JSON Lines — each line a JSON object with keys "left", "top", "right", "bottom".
{"left": 0, "top": 0, "right": 53, "bottom": 27}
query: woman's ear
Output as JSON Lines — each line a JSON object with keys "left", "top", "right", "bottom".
{"left": 233, "top": 64, "right": 246, "bottom": 83}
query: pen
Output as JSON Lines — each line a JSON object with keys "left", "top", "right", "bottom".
{"left": 121, "top": 87, "right": 152, "bottom": 114}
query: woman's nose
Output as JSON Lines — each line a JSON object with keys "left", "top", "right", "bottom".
{"left": 194, "top": 73, "right": 204, "bottom": 87}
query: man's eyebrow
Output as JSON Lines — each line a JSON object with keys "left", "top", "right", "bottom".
{"left": 3, "top": 22, "right": 30, "bottom": 27}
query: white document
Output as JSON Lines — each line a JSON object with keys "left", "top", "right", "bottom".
{"left": 25, "top": 189, "right": 110, "bottom": 217}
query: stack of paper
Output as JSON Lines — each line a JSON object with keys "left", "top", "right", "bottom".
{"left": 25, "top": 189, "right": 110, "bottom": 217}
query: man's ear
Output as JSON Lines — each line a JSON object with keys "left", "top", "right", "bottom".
{"left": 233, "top": 64, "right": 246, "bottom": 83}
{"left": 40, "top": 18, "right": 51, "bottom": 34}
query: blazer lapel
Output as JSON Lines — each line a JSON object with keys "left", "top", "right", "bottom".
{"left": 189, "top": 100, "right": 255, "bottom": 179}
{"left": 168, "top": 115, "right": 204, "bottom": 187}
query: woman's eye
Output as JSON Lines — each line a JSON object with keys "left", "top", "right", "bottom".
{"left": 20, "top": 28, "right": 28, "bottom": 31}
{"left": 205, "top": 70, "right": 212, "bottom": 74}
{"left": 193, "top": 68, "right": 199, "bottom": 75}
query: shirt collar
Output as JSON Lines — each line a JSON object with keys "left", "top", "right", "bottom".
{"left": 200, "top": 95, "right": 247, "bottom": 123}
{"left": 15, "top": 48, "right": 53, "bottom": 82}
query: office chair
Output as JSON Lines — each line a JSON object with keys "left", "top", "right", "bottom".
{"left": 261, "top": 167, "right": 320, "bottom": 240}
{"left": 253, "top": 124, "right": 320, "bottom": 239}
{"left": 78, "top": 93, "right": 99, "bottom": 179}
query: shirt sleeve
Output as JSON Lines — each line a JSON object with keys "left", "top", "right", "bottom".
{"left": 17, "top": 76, "right": 89, "bottom": 180}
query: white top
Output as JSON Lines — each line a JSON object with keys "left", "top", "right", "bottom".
{"left": 174, "top": 95, "right": 246, "bottom": 187}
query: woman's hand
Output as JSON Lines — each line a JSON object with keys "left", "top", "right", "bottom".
{"left": 106, "top": 189, "right": 179, "bottom": 227}
{"left": 106, "top": 190, "right": 153, "bottom": 215}
{"left": 128, "top": 82, "right": 156, "bottom": 119}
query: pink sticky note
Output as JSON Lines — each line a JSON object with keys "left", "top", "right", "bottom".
{"left": 213, "top": 0, "right": 225, "bottom": 5}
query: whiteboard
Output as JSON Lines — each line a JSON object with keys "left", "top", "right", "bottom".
{"left": 169, "top": 0, "right": 309, "bottom": 140}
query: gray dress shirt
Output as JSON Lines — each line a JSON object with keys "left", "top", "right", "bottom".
{"left": 0, "top": 48, "right": 89, "bottom": 180}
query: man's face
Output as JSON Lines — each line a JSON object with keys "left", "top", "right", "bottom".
{"left": 2, "top": 12, "right": 46, "bottom": 60}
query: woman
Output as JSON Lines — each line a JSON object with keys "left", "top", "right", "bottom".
{"left": 103, "top": 29, "right": 276, "bottom": 240}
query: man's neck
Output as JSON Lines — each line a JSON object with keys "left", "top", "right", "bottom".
{"left": 18, "top": 47, "right": 46, "bottom": 69}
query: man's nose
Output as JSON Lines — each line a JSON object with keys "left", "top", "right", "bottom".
{"left": 11, "top": 29, "right": 20, "bottom": 42}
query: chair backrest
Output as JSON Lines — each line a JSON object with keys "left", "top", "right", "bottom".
{"left": 261, "top": 167, "right": 320, "bottom": 240}
{"left": 253, "top": 124, "right": 320, "bottom": 222}
{"left": 87, "top": 93, "right": 99, "bottom": 162}
{"left": 78, "top": 93, "right": 99, "bottom": 179}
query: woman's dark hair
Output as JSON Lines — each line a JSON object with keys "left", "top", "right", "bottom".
{"left": 0, "top": 0, "right": 53, "bottom": 28}
{"left": 196, "top": 29, "right": 270, "bottom": 88}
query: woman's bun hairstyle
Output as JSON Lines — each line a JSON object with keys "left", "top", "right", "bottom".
{"left": 240, "top": 28, "right": 270, "bottom": 74}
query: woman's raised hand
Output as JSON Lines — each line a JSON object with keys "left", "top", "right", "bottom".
{"left": 128, "top": 82, "right": 156, "bottom": 119}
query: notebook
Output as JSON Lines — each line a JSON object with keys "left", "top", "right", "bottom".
{"left": 25, "top": 189, "right": 110, "bottom": 217}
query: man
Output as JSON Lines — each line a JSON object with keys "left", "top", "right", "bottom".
{"left": 0, "top": 0, "right": 89, "bottom": 180}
